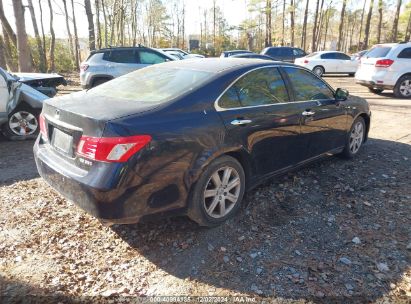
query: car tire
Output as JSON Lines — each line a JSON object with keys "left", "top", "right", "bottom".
{"left": 393, "top": 75, "right": 411, "bottom": 98}
{"left": 91, "top": 78, "right": 110, "bottom": 88}
{"left": 187, "top": 155, "right": 246, "bottom": 227}
{"left": 368, "top": 88, "right": 384, "bottom": 94}
{"left": 2, "top": 105, "right": 40, "bottom": 141}
{"left": 339, "top": 116, "right": 366, "bottom": 159}
{"left": 313, "top": 66, "right": 325, "bottom": 77}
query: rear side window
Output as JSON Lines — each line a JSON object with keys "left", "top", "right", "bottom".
{"left": 104, "top": 49, "right": 137, "bottom": 63}
{"left": 321, "top": 53, "right": 337, "bottom": 59}
{"left": 398, "top": 48, "right": 411, "bottom": 59}
{"left": 139, "top": 50, "right": 167, "bottom": 64}
{"left": 366, "top": 46, "right": 391, "bottom": 58}
{"left": 278, "top": 48, "right": 292, "bottom": 56}
{"left": 219, "top": 67, "right": 289, "bottom": 108}
{"left": 284, "top": 67, "right": 334, "bottom": 101}
{"left": 336, "top": 53, "right": 351, "bottom": 60}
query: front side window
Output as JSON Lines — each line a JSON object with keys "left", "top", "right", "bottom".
{"left": 139, "top": 51, "right": 167, "bottom": 64}
{"left": 219, "top": 67, "right": 289, "bottom": 108}
{"left": 284, "top": 67, "right": 334, "bottom": 101}
{"left": 398, "top": 48, "right": 411, "bottom": 59}
{"left": 267, "top": 48, "right": 280, "bottom": 56}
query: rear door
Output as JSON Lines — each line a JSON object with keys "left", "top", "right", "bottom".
{"left": 320, "top": 52, "right": 338, "bottom": 72}
{"left": 216, "top": 67, "right": 309, "bottom": 177}
{"left": 280, "top": 48, "right": 294, "bottom": 62}
{"left": 282, "top": 66, "right": 347, "bottom": 158}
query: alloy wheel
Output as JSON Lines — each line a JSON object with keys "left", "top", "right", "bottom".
{"left": 203, "top": 166, "right": 241, "bottom": 219}
{"left": 313, "top": 67, "right": 323, "bottom": 77}
{"left": 399, "top": 79, "right": 411, "bottom": 97}
{"left": 8, "top": 111, "right": 38, "bottom": 136}
{"left": 349, "top": 121, "right": 364, "bottom": 154}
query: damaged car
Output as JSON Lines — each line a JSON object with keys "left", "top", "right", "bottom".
{"left": 14, "top": 72, "right": 66, "bottom": 97}
{"left": 0, "top": 68, "right": 49, "bottom": 140}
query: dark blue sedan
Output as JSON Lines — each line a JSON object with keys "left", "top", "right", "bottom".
{"left": 34, "top": 58, "right": 371, "bottom": 227}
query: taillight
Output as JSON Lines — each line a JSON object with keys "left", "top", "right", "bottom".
{"left": 76, "top": 135, "right": 152, "bottom": 163}
{"left": 304, "top": 59, "right": 309, "bottom": 64}
{"left": 39, "top": 114, "right": 47, "bottom": 141}
{"left": 375, "top": 59, "right": 394, "bottom": 68}
{"left": 80, "top": 63, "right": 89, "bottom": 71}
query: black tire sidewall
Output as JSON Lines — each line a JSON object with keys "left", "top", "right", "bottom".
{"left": 313, "top": 66, "right": 324, "bottom": 77}
{"left": 188, "top": 156, "right": 246, "bottom": 227}
{"left": 3, "top": 105, "right": 40, "bottom": 141}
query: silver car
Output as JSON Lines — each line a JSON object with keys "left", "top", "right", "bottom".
{"left": 0, "top": 68, "right": 48, "bottom": 140}
{"left": 80, "top": 46, "right": 176, "bottom": 89}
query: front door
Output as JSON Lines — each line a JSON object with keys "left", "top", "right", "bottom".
{"left": 216, "top": 67, "right": 307, "bottom": 177}
{"left": 282, "top": 66, "right": 348, "bottom": 159}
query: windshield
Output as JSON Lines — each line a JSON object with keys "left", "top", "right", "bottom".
{"left": 88, "top": 66, "right": 213, "bottom": 103}
{"left": 365, "top": 46, "right": 391, "bottom": 58}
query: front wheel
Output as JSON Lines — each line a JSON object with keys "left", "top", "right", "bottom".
{"left": 2, "top": 105, "right": 40, "bottom": 140}
{"left": 340, "top": 117, "right": 365, "bottom": 159}
{"left": 188, "top": 156, "right": 245, "bottom": 227}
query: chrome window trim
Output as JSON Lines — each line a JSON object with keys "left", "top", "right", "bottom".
{"left": 214, "top": 65, "right": 335, "bottom": 112}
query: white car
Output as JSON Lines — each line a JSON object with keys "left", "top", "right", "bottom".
{"left": 355, "top": 42, "right": 411, "bottom": 98}
{"left": 294, "top": 51, "right": 358, "bottom": 77}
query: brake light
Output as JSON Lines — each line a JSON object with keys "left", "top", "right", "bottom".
{"left": 375, "top": 59, "right": 394, "bottom": 68}
{"left": 80, "top": 63, "right": 89, "bottom": 71}
{"left": 76, "top": 135, "right": 152, "bottom": 163}
{"left": 304, "top": 59, "right": 309, "bottom": 64}
{"left": 39, "top": 114, "right": 47, "bottom": 141}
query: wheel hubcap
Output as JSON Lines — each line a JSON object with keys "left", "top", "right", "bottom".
{"left": 8, "top": 111, "right": 38, "bottom": 136}
{"left": 399, "top": 80, "right": 411, "bottom": 97}
{"left": 314, "top": 68, "right": 322, "bottom": 76}
{"left": 203, "top": 166, "right": 241, "bottom": 219}
{"left": 349, "top": 121, "right": 364, "bottom": 154}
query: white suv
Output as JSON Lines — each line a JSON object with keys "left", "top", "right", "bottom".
{"left": 355, "top": 42, "right": 411, "bottom": 98}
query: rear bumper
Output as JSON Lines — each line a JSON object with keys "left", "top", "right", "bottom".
{"left": 355, "top": 79, "right": 394, "bottom": 90}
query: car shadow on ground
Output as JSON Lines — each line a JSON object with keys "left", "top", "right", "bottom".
{"left": 110, "top": 138, "right": 410, "bottom": 302}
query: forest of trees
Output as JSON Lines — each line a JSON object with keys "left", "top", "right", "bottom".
{"left": 0, "top": 0, "right": 410, "bottom": 73}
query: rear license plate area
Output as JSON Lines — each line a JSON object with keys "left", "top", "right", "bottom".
{"left": 52, "top": 128, "right": 73, "bottom": 156}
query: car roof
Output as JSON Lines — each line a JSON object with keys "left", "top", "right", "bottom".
{"left": 157, "top": 58, "right": 287, "bottom": 73}
{"left": 90, "top": 46, "right": 175, "bottom": 60}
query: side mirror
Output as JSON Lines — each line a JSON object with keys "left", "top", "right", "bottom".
{"left": 335, "top": 88, "right": 349, "bottom": 101}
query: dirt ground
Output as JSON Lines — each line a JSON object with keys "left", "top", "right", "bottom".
{"left": 0, "top": 76, "right": 410, "bottom": 303}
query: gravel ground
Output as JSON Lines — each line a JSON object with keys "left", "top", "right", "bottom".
{"left": 0, "top": 76, "right": 410, "bottom": 304}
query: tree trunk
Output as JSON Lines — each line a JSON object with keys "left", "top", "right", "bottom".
{"left": 282, "top": 0, "right": 285, "bottom": 46}
{"left": 337, "top": 0, "right": 347, "bottom": 51}
{"left": 71, "top": 0, "right": 80, "bottom": 68}
{"left": 95, "top": 0, "right": 101, "bottom": 49}
{"left": 358, "top": 0, "right": 366, "bottom": 50}
{"left": 101, "top": 0, "right": 108, "bottom": 47}
{"left": 377, "top": 0, "right": 383, "bottom": 43}
{"left": 0, "top": 0, "right": 17, "bottom": 48}
{"left": 12, "top": 0, "right": 32, "bottom": 72}
{"left": 290, "top": 0, "right": 295, "bottom": 46}
{"left": 323, "top": 7, "right": 330, "bottom": 50}
{"left": 311, "top": 0, "right": 320, "bottom": 52}
{"left": 27, "top": 0, "right": 45, "bottom": 72}
{"left": 182, "top": 4, "right": 185, "bottom": 49}
{"left": 85, "top": 0, "right": 96, "bottom": 51}
{"left": 38, "top": 0, "right": 47, "bottom": 70}
{"left": 315, "top": 0, "right": 325, "bottom": 50}
{"left": 392, "top": 0, "right": 402, "bottom": 42}
{"left": 405, "top": 12, "right": 411, "bottom": 42}
{"left": 213, "top": 0, "right": 216, "bottom": 52}
{"left": 363, "top": 0, "right": 374, "bottom": 50}
{"left": 265, "top": 0, "right": 272, "bottom": 47}
{"left": 301, "top": 0, "right": 309, "bottom": 50}
{"left": 3, "top": 30, "right": 17, "bottom": 71}
{"left": 47, "top": 0, "right": 55, "bottom": 72}
{"left": 62, "top": 0, "right": 75, "bottom": 68}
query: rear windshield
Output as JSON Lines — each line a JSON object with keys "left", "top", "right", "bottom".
{"left": 306, "top": 52, "right": 318, "bottom": 58}
{"left": 365, "top": 46, "right": 391, "bottom": 58}
{"left": 88, "top": 66, "right": 213, "bottom": 103}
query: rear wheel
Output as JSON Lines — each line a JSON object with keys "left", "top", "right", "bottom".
{"left": 2, "top": 105, "right": 40, "bottom": 140}
{"left": 394, "top": 75, "right": 411, "bottom": 98}
{"left": 368, "top": 87, "right": 384, "bottom": 94}
{"left": 91, "top": 78, "right": 110, "bottom": 88}
{"left": 340, "top": 117, "right": 365, "bottom": 159}
{"left": 313, "top": 66, "right": 324, "bottom": 77}
{"left": 188, "top": 156, "right": 245, "bottom": 227}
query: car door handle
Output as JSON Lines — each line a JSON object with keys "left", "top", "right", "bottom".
{"left": 231, "top": 119, "right": 252, "bottom": 126}
{"left": 302, "top": 110, "right": 315, "bottom": 116}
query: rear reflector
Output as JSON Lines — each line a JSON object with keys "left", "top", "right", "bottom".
{"left": 76, "top": 135, "right": 152, "bottom": 163}
{"left": 39, "top": 114, "right": 47, "bottom": 141}
{"left": 304, "top": 59, "right": 309, "bottom": 64}
{"left": 375, "top": 59, "right": 394, "bottom": 68}
{"left": 80, "top": 63, "right": 89, "bottom": 71}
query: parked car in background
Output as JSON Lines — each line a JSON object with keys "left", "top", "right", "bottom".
{"left": 261, "top": 47, "right": 306, "bottom": 62}
{"left": 0, "top": 68, "right": 48, "bottom": 140}
{"left": 13, "top": 72, "right": 66, "bottom": 97}
{"left": 294, "top": 51, "right": 358, "bottom": 77}
{"left": 34, "top": 59, "right": 370, "bottom": 227}
{"left": 351, "top": 50, "right": 368, "bottom": 62}
{"left": 230, "top": 53, "right": 275, "bottom": 60}
{"left": 355, "top": 42, "right": 411, "bottom": 98}
{"left": 220, "top": 50, "right": 253, "bottom": 58}
{"left": 161, "top": 48, "right": 205, "bottom": 59}
{"left": 80, "top": 46, "right": 175, "bottom": 89}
